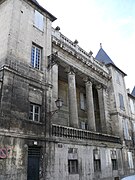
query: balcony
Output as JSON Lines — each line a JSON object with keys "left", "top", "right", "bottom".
{"left": 52, "top": 124, "right": 121, "bottom": 144}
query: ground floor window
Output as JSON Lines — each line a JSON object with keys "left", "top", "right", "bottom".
{"left": 94, "top": 159, "right": 101, "bottom": 172}
{"left": 112, "top": 159, "right": 118, "bottom": 170}
{"left": 68, "top": 159, "right": 78, "bottom": 174}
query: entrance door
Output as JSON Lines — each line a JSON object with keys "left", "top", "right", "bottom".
{"left": 27, "top": 147, "right": 40, "bottom": 180}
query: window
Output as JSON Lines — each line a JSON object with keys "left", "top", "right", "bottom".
{"left": 130, "top": 99, "right": 135, "bottom": 114}
{"left": 128, "top": 152, "right": 134, "bottom": 169}
{"left": 68, "top": 148, "right": 78, "bottom": 174}
{"left": 80, "top": 122, "right": 87, "bottom": 130}
{"left": 119, "top": 93, "right": 125, "bottom": 110}
{"left": 116, "top": 71, "right": 120, "bottom": 84}
{"left": 80, "top": 93, "right": 86, "bottom": 110}
{"left": 68, "top": 160, "right": 78, "bottom": 174}
{"left": 111, "top": 150, "right": 118, "bottom": 170}
{"left": 29, "top": 103, "right": 40, "bottom": 121}
{"left": 112, "top": 159, "right": 118, "bottom": 170}
{"left": 123, "top": 119, "right": 130, "bottom": 140}
{"left": 34, "top": 10, "right": 43, "bottom": 31}
{"left": 94, "top": 159, "right": 101, "bottom": 172}
{"left": 93, "top": 149, "right": 101, "bottom": 172}
{"left": 31, "top": 44, "right": 41, "bottom": 69}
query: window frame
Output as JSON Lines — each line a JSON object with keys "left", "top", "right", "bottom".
{"left": 68, "top": 159, "right": 78, "bottom": 174}
{"left": 34, "top": 10, "right": 44, "bottom": 31}
{"left": 80, "top": 92, "right": 86, "bottom": 110}
{"left": 112, "top": 159, "right": 118, "bottom": 170}
{"left": 31, "top": 44, "right": 42, "bottom": 70}
{"left": 29, "top": 103, "right": 41, "bottom": 122}
{"left": 119, "top": 93, "right": 125, "bottom": 110}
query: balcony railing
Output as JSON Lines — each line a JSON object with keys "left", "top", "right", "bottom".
{"left": 52, "top": 124, "right": 121, "bottom": 144}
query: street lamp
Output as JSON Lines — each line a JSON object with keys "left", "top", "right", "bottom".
{"left": 48, "top": 98, "right": 63, "bottom": 118}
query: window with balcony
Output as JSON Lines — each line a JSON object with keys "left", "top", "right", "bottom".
{"left": 31, "top": 44, "right": 42, "bottom": 69}
{"left": 34, "top": 10, "right": 43, "bottom": 31}
{"left": 29, "top": 103, "right": 40, "bottom": 122}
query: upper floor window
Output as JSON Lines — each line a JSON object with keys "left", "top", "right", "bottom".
{"left": 34, "top": 10, "right": 43, "bottom": 31}
{"left": 123, "top": 118, "right": 131, "bottom": 140}
{"left": 31, "top": 44, "right": 41, "bottom": 69}
{"left": 116, "top": 71, "right": 120, "bottom": 84}
{"left": 119, "top": 93, "right": 125, "bottom": 110}
{"left": 80, "top": 93, "right": 86, "bottom": 110}
{"left": 29, "top": 103, "right": 41, "bottom": 122}
{"left": 128, "top": 152, "right": 134, "bottom": 169}
{"left": 130, "top": 99, "right": 135, "bottom": 114}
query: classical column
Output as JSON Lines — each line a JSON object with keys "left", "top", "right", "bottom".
{"left": 68, "top": 69, "right": 79, "bottom": 128}
{"left": 85, "top": 80, "right": 96, "bottom": 131}
{"left": 96, "top": 85, "right": 107, "bottom": 133}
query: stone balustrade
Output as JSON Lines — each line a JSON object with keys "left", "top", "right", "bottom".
{"left": 52, "top": 124, "right": 121, "bottom": 144}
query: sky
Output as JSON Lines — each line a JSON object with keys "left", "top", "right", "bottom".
{"left": 38, "top": 0, "right": 135, "bottom": 92}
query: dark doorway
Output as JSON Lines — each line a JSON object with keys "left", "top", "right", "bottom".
{"left": 27, "top": 146, "right": 41, "bottom": 180}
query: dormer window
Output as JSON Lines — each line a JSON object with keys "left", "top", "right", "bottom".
{"left": 34, "top": 10, "right": 43, "bottom": 31}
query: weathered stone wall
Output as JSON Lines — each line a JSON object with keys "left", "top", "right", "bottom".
{"left": 46, "top": 140, "right": 123, "bottom": 180}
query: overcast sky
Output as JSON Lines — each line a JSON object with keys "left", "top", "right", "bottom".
{"left": 38, "top": 0, "right": 135, "bottom": 92}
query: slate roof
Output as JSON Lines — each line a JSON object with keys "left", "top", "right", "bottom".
{"left": 95, "top": 47, "right": 115, "bottom": 65}
{"left": 131, "top": 86, "right": 135, "bottom": 97}
{"left": 32, "top": 0, "right": 39, "bottom": 5}
{"left": 95, "top": 45, "right": 127, "bottom": 76}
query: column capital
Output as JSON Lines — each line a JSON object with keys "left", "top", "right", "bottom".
{"left": 96, "top": 83, "right": 107, "bottom": 90}
{"left": 83, "top": 77, "right": 94, "bottom": 84}
{"left": 65, "top": 66, "right": 76, "bottom": 74}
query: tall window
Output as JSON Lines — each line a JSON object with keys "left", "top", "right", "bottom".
{"left": 68, "top": 148, "right": 78, "bottom": 174}
{"left": 34, "top": 10, "right": 43, "bottom": 31}
{"left": 130, "top": 99, "right": 135, "bottom": 114}
{"left": 29, "top": 103, "right": 40, "bottom": 122}
{"left": 31, "top": 44, "right": 41, "bottom": 69}
{"left": 116, "top": 71, "right": 120, "bottom": 84}
{"left": 119, "top": 93, "right": 125, "bottom": 110}
{"left": 93, "top": 149, "right": 101, "bottom": 172}
{"left": 80, "top": 93, "right": 86, "bottom": 110}
{"left": 68, "top": 160, "right": 78, "bottom": 174}
{"left": 111, "top": 150, "right": 118, "bottom": 170}
{"left": 128, "top": 152, "right": 134, "bottom": 169}
{"left": 123, "top": 118, "right": 130, "bottom": 140}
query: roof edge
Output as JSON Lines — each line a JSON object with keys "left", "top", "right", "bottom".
{"left": 29, "top": 0, "right": 57, "bottom": 22}
{"left": 106, "top": 63, "right": 127, "bottom": 76}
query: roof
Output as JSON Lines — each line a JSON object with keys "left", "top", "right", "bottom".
{"left": 95, "top": 45, "right": 127, "bottom": 76}
{"left": 30, "top": 0, "right": 57, "bottom": 22}
{"left": 131, "top": 86, "right": 135, "bottom": 97}
{"left": 32, "top": 0, "right": 39, "bottom": 5}
{"left": 95, "top": 47, "right": 115, "bottom": 65}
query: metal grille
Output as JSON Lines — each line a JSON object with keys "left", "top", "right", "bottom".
{"left": 28, "top": 147, "right": 41, "bottom": 157}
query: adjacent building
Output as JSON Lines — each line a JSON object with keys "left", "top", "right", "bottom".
{"left": 0, "top": 0, "right": 135, "bottom": 180}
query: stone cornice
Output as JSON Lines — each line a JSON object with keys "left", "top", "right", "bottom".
{"left": 52, "top": 31, "right": 111, "bottom": 81}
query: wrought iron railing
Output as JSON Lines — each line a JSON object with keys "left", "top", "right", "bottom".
{"left": 52, "top": 124, "right": 121, "bottom": 144}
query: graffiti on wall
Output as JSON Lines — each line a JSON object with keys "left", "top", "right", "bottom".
{"left": 0, "top": 146, "right": 16, "bottom": 159}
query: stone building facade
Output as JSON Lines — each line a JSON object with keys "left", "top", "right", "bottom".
{"left": 0, "top": 0, "right": 135, "bottom": 180}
